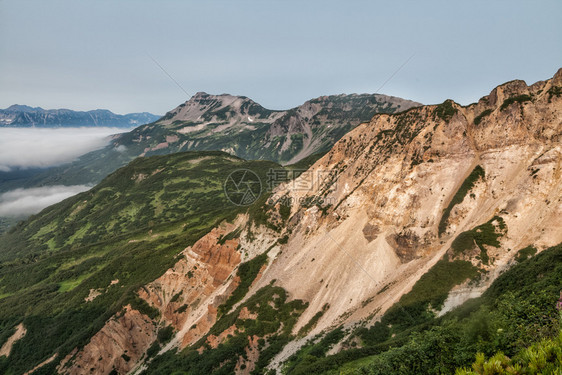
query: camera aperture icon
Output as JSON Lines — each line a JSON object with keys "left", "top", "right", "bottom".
{"left": 224, "top": 169, "right": 262, "bottom": 206}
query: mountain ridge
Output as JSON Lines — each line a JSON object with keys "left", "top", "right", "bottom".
{"left": 150, "top": 91, "right": 421, "bottom": 164}
{"left": 0, "top": 105, "right": 160, "bottom": 128}
{"left": 0, "top": 92, "right": 420, "bottom": 192}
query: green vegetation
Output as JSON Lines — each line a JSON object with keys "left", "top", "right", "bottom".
{"left": 217, "top": 227, "right": 242, "bottom": 245}
{"left": 473, "top": 109, "right": 493, "bottom": 125}
{"left": 366, "top": 259, "right": 480, "bottom": 335}
{"left": 282, "top": 256, "right": 481, "bottom": 375}
{"left": 451, "top": 216, "right": 507, "bottom": 264}
{"left": 456, "top": 330, "right": 562, "bottom": 374}
{"left": 500, "top": 94, "right": 533, "bottom": 111}
{"left": 439, "top": 165, "right": 486, "bottom": 235}
{"left": 312, "top": 243, "right": 562, "bottom": 375}
{"left": 157, "top": 325, "right": 175, "bottom": 344}
{"left": 284, "top": 327, "right": 346, "bottom": 375}
{"left": 298, "top": 303, "right": 330, "bottom": 337}
{"left": 217, "top": 252, "right": 269, "bottom": 317}
{"left": 547, "top": 86, "right": 562, "bottom": 103}
{"left": 516, "top": 245, "right": 537, "bottom": 263}
{"left": 434, "top": 100, "right": 458, "bottom": 121}
{"left": 170, "top": 290, "right": 182, "bottom": 303}
{"left": 0, "top": 151, "right": 282, "bottom": 374}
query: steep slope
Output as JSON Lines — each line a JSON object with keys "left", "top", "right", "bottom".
{"left": 6, "top": 93, "right": 420, "bottom": 190}
{"left": 140, "top": 69, "right": 561, "bottom": 373}
{"left": 0, "top": 151, "right": 281, "bottom": 374}
{"left": 0, "top": 105, "right": 159, "bottom": 128}
{"left": 261, "top": 74, "right": 562, "bottom": 334}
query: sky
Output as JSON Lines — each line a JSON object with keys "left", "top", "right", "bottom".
{"left": 1, "top": 0, "right": 561, "bottom": 115}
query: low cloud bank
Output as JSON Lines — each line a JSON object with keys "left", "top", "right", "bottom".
{"left": 0, "top": 185, "right": 91, "bottom": 217}
{"left": 0, "top": 127, "right": 131, "bottom": 172}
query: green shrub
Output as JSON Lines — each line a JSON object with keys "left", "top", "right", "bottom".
{"left": 146, "top": 342, "right": 160, "bottom": 358}
{"left": 515, "top": 246, "right": 537, "bottom": 263}
{"left": 157, "top": 325, "right": 174, "bottom": 344}
{"left": 473, "top": 109, "right": 493, "bottom": 125}
{"left": 500, "top": 94, "right": 532, "bottom": 111}
{"left": 217, "top": 253, "right": 269, "bottom": 317}
{"left": 170, "top": 291, "right": 182, "bottom": 303}
{"left": 434, "top": 100, "right": 458, "bottom": 121}
{"left": 451, "top": 216, "right": 506, "bottom": 264}
{"left": 439, "top": 165, "right": 485, "bottom": 235}
{"left": 456, "top": 330, "right": 562, "bottom": 374}
{"left": 298, "top": 303, "right": 330, "bottom": 337}
{"left": 547, "top": 86, "right": 562, "bottom": 101}
{"left": 129, "top": 295, "right": 160, "bottom": 320}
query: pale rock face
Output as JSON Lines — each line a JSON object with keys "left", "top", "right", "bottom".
{"left": 0, "top": 323, "right": 26, "bottom": 357}
{"left": 260, "top": 69, "right": 562, "bottom": 341}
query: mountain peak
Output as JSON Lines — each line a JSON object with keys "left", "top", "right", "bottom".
{"left": 5, "top": 104, "right": 42, "bottom": 112}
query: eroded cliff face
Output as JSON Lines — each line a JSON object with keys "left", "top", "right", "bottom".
{"left": 256, "top": 68, "right": 562, "bottom": 341}
{"left": 58, "top": 70, "right": 562, "bottom": 374}
{"left": 58, "top": 218, "right": 254, "bottom": 375}
{"left": 140, "top": 221, "right": 242, "bottom": 331}
{"left": 142, "top": 219, "right": 248, "bottom": 351}
{"left": 57, "top": 306, "right": 157, "bottom": 375}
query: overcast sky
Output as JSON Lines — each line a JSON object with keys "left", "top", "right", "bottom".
{"left": 1, "top": 0, "right": 561, "bottom": 114}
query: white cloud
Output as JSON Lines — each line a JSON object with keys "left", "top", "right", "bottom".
{"left": 0, "top": 127, "right": 132, "bottom": 171}
{"left": 114, "top": 144, "right": 128, "bottom": 153}
{"left": 0, "top": 185, "right": 91, "bottom": 217}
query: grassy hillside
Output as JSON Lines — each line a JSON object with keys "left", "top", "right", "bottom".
{"left": 0, "top": 151, "right": 280, "bottom": 374}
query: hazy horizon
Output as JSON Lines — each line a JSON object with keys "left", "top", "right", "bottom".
{"left": 1, "top": 0, "right": 561, "bottom": 114}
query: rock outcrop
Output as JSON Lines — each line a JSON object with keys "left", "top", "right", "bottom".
{"left": 0, "top": 323, "right": 26, "bottom": 357}
{"left": 57, "top": 306, "right": 157, "bottom": 375}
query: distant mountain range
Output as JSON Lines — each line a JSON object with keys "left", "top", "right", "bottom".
{"left": 0, "top": 105, "right": 160, "bottom": 127}
{"left": 0, "top": 92, "right": 421, "bottom": 191}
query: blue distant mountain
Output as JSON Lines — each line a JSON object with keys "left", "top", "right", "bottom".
{"left": 0, "top": 104, "right": 160, "bottom": 127}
